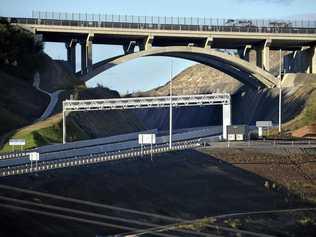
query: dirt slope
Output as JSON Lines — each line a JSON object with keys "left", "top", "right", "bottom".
{"left": 0, "top": 148, "right": 312, "bottom": 237}
{"left": 134, "top": 64, "right": 316, "bottom": 131}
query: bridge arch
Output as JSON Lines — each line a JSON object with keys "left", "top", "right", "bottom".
{"left": 80, "top": 46, "right": 279, "bottom": 88}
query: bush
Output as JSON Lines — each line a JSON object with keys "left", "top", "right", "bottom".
{"left": 0, "top": 19, "right": 43, "bottom": 79}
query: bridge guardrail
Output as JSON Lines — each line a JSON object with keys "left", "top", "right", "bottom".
{"left": 3, "top": 11, "right": 316, "bottom": 34}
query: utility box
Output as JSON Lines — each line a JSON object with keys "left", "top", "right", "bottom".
{"left": 227, "top": 125, "right": 248, "bottom": 141}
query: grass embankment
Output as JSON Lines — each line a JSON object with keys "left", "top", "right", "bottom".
{"left": 0, "top": 114, "right": 89, "bottom": 152}
{"left": 266, "top": 82, "right": 316, "bottom": 138}
{"left": 285, "top": 89, "right": 316, "bottom": 130}
{"left": 0, "top": 86, "right": 145, "bottom": 152}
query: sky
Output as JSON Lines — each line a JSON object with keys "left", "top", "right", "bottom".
{"left": 1, "top": 0, "right": 316, "bottom": 94}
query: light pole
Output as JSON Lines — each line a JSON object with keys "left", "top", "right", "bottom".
{"left": 278, "top": 49, "right": 282, "bottom": 134}
{"left": 169, "top": 60, "right": 173, "bottom": 149}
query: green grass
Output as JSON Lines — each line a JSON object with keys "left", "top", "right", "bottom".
{"left": 0, "top": 114, "right": 89, "bottom": 152}
{"left": 291, "top": 89, "right": 316, "bottom": 128}
{"left": 266, "top": 88, "right": 316, "bottom": 137}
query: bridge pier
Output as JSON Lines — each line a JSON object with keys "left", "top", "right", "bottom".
{"left": 123, "top": 41, "right": 137, "bottom": 54}
{"left": 80, "top": 34, "right": 93, "bottom": 74}
{"left": 256, "top": 39, "right": 271, "bottom": 71}
{"left": 65, "top": 40, "right": 77, "bottom": 73}
{"left": 284, "top": 46, "right": 316, "bottom": 73}
{"left": 222, "top": 103, "right": 231, "bottom": 140}
{"left": 238, "top": 45, "right": 252, "bottom": 62}
{"left": 204, "top": 37, "right": 213, "bottom": 49}
{"left": 139, "top": 35, "right": 154, "bottom": 51}
{"left": 307, "top": 46, "right": 316, "bottom": 74}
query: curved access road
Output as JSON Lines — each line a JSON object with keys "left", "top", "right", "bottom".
{"left": 33, "top": 72, "right": 64, "bottom": 121}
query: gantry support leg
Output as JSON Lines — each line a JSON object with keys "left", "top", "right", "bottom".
{"left": 63, "top": 110, "right": 66, "bottom": 144}
{"left": 222, "top": 103, "right": 231, "bottom": 140}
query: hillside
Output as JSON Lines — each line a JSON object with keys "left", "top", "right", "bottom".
{"left": 0, "top": 85, "right": 145, "bottom": 152}
{"left": 134, "top": 64, "right": 316, "bottom": 133}
{"left": 0, "top": 20, "right": 144, "bottom": 151}
{"left": 0, "top": 20, "right": 50, "bottom": 138}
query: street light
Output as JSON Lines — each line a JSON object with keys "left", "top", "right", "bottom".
{"left": 278, "top": 49, "right": 282, "bottom": 134}
{"left": 169, "top": 60, "right": 173, "bottom": 149}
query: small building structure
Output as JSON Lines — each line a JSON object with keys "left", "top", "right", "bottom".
{"left": 227, "top": 125, "right": 248, "bottom": 141}
{"left": 256, "top": 121, "right": 273, "bottom": 138}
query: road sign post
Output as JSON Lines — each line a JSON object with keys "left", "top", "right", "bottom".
{"left": 9, "top": 139, "right": 26, "bottom": 152}
{"left": 29, "top": 152, "right": 40, "bottom": 171}
{"left": 138, "top": 134, "right": 156, "bottom": 160}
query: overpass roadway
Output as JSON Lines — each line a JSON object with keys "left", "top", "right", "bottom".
{"left": 8, "top": 15, "right": 316, "bottom": 50}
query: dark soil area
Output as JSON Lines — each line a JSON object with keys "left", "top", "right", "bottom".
{"left": 0, "top": 149, "right": 312, "bottom": 237}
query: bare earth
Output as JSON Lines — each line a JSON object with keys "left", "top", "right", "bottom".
{"left": 0, "top": 148, "right": 315, "bottom": 236}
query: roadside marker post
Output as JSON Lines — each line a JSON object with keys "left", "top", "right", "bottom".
{"left": 29, "top": 152, "right": 40, "bottom": 171}
{"left": 138, "top": 134, "right": 156, "bottom": 160}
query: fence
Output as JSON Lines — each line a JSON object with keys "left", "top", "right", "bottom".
{"left": 3, "top": 11, "right": 316, "bottom": 34}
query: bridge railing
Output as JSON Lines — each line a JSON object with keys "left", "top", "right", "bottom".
{"left": 3, "top": 11, "right": 316, "bottom": 34}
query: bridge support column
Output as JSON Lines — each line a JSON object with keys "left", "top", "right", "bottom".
{"left": 307, "top": 46, "right": 316, "bottom": 74}
{"left": 139, "top": 35, "right": 154, "bottom": 51}
{"left": 65, "top": 40, "right": 77, "bottom": 73}
{"left": 123, "top": 41, "right": 137, "bottom": 54}
{"left": 256, "top": 39, "right": 271, "bottom": 71}
{"left": 80, "top": 34, "right": 93, "bottom": 74}
{"left": 286, "top": 46, "right": 316, "bottom": 73}
{"left": 222, "top": 103, "right": 231, "bottom": 140}
{"left": 204, "top": 37, "right": 213, "bottom": 49}
{"left": 238, "top": 45, "right": 252, "bottom": 61}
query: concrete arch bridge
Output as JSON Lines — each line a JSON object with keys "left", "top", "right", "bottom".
{"left": 78, "top": 46, "right": 279, "bottom": 88}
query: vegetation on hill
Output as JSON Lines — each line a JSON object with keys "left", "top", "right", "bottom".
{"left": 0, "top": 18, "right": 43, "bottom": 80}
{"left": 0, "top": 86, "right": 144, "bottom": 152}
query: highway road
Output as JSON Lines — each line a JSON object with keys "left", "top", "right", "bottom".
{"left": 0, "top": 126, "right": 223, "bottom": 176}
{"left": 1, "top": 125, "right": 315, "bottom": 177}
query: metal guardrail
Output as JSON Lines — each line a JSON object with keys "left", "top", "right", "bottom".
{"left": 0, "top": 140, "right": 200, "bottom": 177}
{"left": 0, "top": 152, "right": 30, "bottom": 161}
{"left": 2, "top": 11, "right": 316, "bottom": 34}
{"left": 202, "top": 139, "right": 316, "bottom": 149}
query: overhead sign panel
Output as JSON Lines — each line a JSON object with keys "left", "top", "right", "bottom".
{"left": 9, "top": 139, "right": 26, "bottom": 146}
{"left": 256, "top": 121, "right": 272, "bottom": 127}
